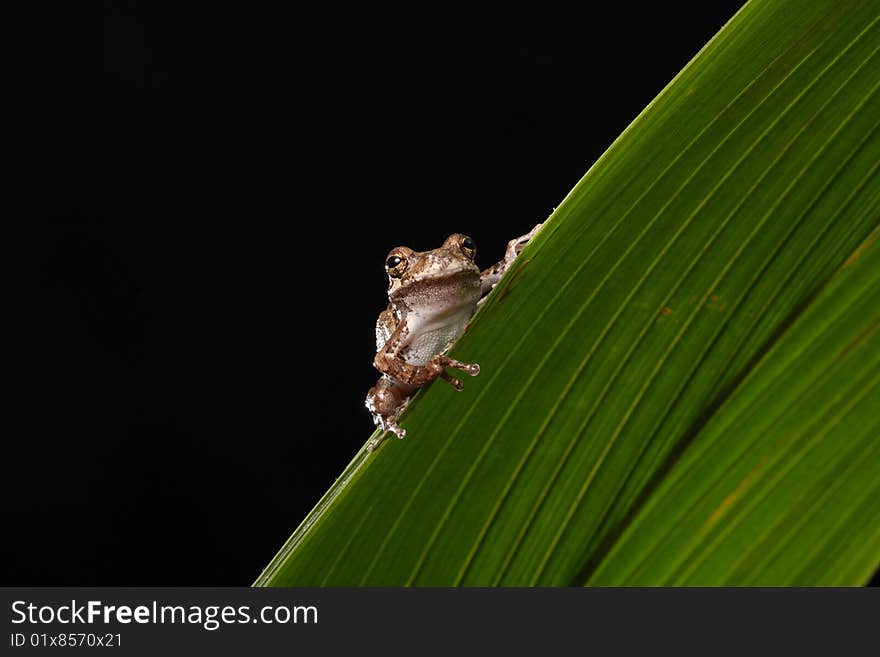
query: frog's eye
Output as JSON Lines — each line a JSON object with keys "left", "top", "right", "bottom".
{"left": 459, "top": 236, "right": 477, "bottom": 259}
{"left": 385, "top": 254, "right": 408, "bottom": 278}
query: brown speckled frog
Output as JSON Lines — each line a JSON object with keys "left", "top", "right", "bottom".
{"left": 365, "top": 225, "right": 541, "bottom": 451}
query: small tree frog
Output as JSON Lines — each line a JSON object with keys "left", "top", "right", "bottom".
{"left": 365, "top": 225, "right": 541, "bottom": 451}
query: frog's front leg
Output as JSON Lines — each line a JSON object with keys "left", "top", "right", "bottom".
{"left": 373, "top": 349, "right": 480, "bottom": 390}
{"left": 375, "top": 319, "right": 478, "bottom": 385}
{"left": 367, "top": 343, "right": 479, "bottom": 451}
{"left": 480, "top": 223, "right": 543, "bottom": 296}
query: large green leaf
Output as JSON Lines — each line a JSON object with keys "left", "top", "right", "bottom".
{"left": 256, "top": 0, "right": 880, "bottom": 586}
{"left": 588, "top": 227, "right": 880, "bottom": 585}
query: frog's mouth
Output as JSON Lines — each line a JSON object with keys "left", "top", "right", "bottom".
{"left": 389, "top": 268, "right": 481, "bottom": 307}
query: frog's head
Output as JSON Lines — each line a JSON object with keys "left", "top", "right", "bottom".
{"left": 384, "top": 233, "right": 480, "bottom": 301}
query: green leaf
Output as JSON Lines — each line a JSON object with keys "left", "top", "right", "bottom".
{"left": 588, "top": 227, "right": 880, "bottom": 585}
{"left": 256, "top": 0, "right": 880, "bottom": 586}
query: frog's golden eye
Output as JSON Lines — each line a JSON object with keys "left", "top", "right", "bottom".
{"left": 459, "top": 236, "right": 477, "bottom": 259}
{"left": 385, "top": 254, "right": 408, "bottom": 278}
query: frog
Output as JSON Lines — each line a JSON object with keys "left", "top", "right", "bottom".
{"left": 365, "top": 224, "right": 541, "bottom": 451}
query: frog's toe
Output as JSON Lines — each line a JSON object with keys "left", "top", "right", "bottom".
{"left": 443, "top": 357, "right": 480, "bottom": 377}
{"left": 441, "top": 371, "right": 465, "bottom": 390}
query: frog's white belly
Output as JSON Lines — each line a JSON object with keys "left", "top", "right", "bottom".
{"left": 403, "top": 306, "right": 474, "bottom": 365}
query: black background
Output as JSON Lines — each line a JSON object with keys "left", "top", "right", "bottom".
{"left": 11, "top": 1, "right": 865, "bottom": 586}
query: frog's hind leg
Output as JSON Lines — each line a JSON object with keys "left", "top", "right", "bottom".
{"left": 365, "top": 376, "right": 412, "bottom": 451}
